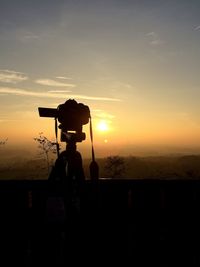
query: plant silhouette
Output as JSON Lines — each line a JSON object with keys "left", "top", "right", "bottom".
{"left": 0, "top": 138, "right": 8, "bottom": 145}
{"left": 34, "top": 133, "right": 59, "bottom": 173}
{"left": 104, "top": 155, "right": 125, "bottom": 178}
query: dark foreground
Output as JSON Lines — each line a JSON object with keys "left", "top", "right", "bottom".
{"left": 0, "top": 179, "right": 200, "bottom": 266}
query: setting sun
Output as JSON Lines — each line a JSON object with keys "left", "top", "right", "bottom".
{"left": 97, "top": 121, "right": 109, "bottom": 132}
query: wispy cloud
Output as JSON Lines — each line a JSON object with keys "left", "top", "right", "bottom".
{"left": 0, "top": 87, "right": 121, "bottom": 102}
{"left": 21, "top": 32, "right": 39, "bottom": 41}
{"left": 17, "top": 30, "right": 40, "bottom": 42}
{"left": 146, "top": 32, "right": 164, "bottom": 46}
{"left": 0, "top": 70, "right": 28, "bottom": 84}
{"left": 48, "top": 90, "right": 72, "bottom": 93}
{"left": 56, "top": 76, "right": 72, "bottom": 80}
{"left": 93, "top": 109, "right": 115, "bottom": 119}
{"left": 194, "top": 25, "right": 200, "bottom": 31}
{"left": 150, "top": 39, "right": 164, "bottom": 46}
{"left": 35, "top": 79, "right": 76, "bottom": 87}
{"left": 146, "top": 32, "right": 157, "bottom": 37}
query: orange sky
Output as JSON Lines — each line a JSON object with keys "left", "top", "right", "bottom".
{"left": 1, "top": 1, "right": 200, "bottom": 157}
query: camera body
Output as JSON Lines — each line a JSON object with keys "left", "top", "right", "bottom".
{"left": 38, "top": 99, "right": 90, "bottom": 143}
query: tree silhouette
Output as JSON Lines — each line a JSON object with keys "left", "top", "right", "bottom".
{"left": 104, "top": 155, "right": 125, "bottom": 178}
{"left": 0, "top": 138, "right": 8, "bottom": 145}
{"left": 34, "top": 133, "right": 59, "bottom": 173}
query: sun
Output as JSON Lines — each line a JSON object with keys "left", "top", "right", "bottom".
{"left": 97, "top": 120, "right": 109, "bottom": 132}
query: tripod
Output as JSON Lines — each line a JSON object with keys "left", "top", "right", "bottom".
{"left": 37, "top": 99, "right": 99, "bottom": 264}
{"left": 48, "top": 137, "right": 87, "bottom": 264}
{"left": 49, "top": 137, "right": 85, "bottom": 212}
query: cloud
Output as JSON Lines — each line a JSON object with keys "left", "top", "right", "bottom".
{"left": 0, "top": 87, "right": 121, "bottom": 102}
{"left": 56, "top": 76, "right": 72, "bottom": 80}
{"left": 48, "top": 90, "right": 72, "bottom": 93}
{"left": 0, "top": 70, "right": 28, "bottom": 84}
{"left": 16, "top": 30, "right": 40, "bottom": 42}
{"left": 150, "top": 39, "right": 164, "bottom": 46}
{"left": 146, "top": 32, "right": 164, "bottom": 46}
{"left": 146, "top": 32, "right": 157, "bottom": 37}
{"left": 22, "top": 33, "right": 39, "bottom": 41}
{"left": 194, "top": 25, "right": 200, "bottom": 30}
{"left": 93, "top": 109, "right": 115, "bottom": 119}
{"left": 35, "top": 79, "right": 76, "bottom": 87}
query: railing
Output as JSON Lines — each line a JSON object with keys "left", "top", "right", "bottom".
{"left": 0, "top": 179, "right": 200, "bottom": 266}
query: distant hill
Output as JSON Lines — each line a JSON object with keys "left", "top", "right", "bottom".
{"left": 1, "top": 152, "right": 200, "bottom": 180}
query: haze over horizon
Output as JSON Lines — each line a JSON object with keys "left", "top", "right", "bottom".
{"left": 1, "top": 0, "right": 200, "bottom": 158}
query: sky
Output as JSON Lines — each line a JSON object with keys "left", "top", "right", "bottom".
{"left": 1, "top": 0, "right": 200, "bottom": 157}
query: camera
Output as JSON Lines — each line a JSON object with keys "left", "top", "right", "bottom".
{"left": 38, "top": 99, "right": 90, "bottom": 142}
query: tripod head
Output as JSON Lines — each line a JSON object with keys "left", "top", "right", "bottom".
{"left": 38, "top": 99, "right": 90, "bottom": 144}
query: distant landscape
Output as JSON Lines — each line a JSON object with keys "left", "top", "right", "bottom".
{"left": 0, "top": 146, "right": 200, "bottom": 180}
{"left": 80, "top": 155, "right": 200, "bottom": 180}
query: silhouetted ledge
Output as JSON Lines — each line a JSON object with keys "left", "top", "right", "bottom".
{"left": 1, "top": 177, "right": 200, "bottom": 186}
{"left": 0, "top": 179, "right": 200, "bottom": 266}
